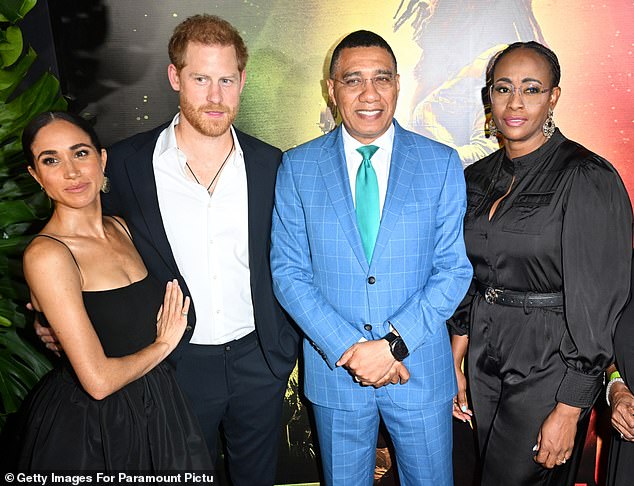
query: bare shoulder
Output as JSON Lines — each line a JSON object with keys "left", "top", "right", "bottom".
{"left": 108, "top": 215, "right": 130, "bottom": 231}
{"left": 105, "top": 215, "right": 133, "bottom": 240}
{"left": 24, "top": 235, "right": 72, "bottom": 264}
{"left": 23, "top": 235, "right": 81, "bottom": 287}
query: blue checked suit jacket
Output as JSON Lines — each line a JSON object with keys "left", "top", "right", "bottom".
{"left": 271, "top": 120, "right": 472, "bottom": 411}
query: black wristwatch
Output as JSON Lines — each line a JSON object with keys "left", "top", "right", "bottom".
{"left": 382, "top": 332, "right": 409, "bottom": 361}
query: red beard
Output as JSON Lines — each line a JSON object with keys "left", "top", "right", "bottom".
{"left": 179, "top": 99, "right": 238, "bottom": 137}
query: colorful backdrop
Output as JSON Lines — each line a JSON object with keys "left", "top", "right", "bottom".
{"left": 41, "top": 1, "right": 634, "bottom": 485}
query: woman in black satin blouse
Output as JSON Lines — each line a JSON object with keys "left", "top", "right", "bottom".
{"left": 449, "top": 41, "right": 632, "bottom": 485}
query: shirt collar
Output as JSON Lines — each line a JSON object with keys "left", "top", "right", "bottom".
{"left": 156, "top": 113, "right": 243, "bottom": 168}
{"left": 155, "top": 113, "right": 180, "bottom": 161}
{"left": 341, "top": 122, "right": 395, "bottom": 159}
{"left": 502, "top": 128, "right": 565, "bottom": 175}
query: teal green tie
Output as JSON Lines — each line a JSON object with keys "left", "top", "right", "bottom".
{"left": 355, "top": 145, "right": 380, "bottom": 262}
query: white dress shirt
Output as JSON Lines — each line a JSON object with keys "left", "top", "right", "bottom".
{"left": 342, "top": 123, "right": 395, "bottom": 214}
{"left": 342, "top": 123, "right": 396, "bottom": 341}
{"left": 153, "top": 114, "right": 255, "bottom": 344}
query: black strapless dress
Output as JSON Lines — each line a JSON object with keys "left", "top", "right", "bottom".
{"left": 17, "top": 275, "right": 212, "bottom": 471}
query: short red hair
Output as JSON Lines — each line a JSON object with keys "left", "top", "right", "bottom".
{"left": 168, "top": 14, "right": 248, "bottom": 72}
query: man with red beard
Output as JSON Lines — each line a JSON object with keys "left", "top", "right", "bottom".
{"left": 93, "top": 14, "right": 298, "bottom": 485}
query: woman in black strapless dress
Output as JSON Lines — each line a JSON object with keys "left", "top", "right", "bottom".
{"left": 15, "top": 111, "right": 213, "bottom": 471}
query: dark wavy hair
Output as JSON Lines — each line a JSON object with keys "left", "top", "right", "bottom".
{"left": 22, "top": 111, "right": 102, "bottom": 168}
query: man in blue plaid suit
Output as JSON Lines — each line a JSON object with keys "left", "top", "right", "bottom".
{"left": 271, "top": 30, "right": 472, "bottom": 485}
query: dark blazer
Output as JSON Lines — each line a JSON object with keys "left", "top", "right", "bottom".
{"left": 103, "top": 122, "right": 298, "bottom": 380}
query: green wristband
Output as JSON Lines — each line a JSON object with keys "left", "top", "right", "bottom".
{"left": 609, "top": 370, "right": 622, "bottom": 382}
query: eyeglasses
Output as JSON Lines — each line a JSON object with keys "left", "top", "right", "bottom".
{"left": 332, "top": 74, "right": 396, "bottom": 92}
{"left": 489, "top": 82, "right": 552, "bottom": 106}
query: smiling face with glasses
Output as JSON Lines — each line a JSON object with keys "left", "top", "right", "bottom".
{"left": 490, "top": 82, "right": 552, "bottom": 106}
{"left": 333, "top": 73, "right": 396, "bottom": 92}
{"left": 490, "top": 47, "right": 560, "bottom": 159}
{"left": 327, "top": 46, "right": 400, "bottom": 144}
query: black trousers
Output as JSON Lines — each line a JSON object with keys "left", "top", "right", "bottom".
{"left": 469, "top": 298, "right": 592, "bottom": 486}
{"left": 174, "top": 332, "right": 287, "bottom": 486}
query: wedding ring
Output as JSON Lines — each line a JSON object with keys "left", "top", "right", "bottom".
{"left": 181, "top": 312, "right": 188, "bottom": 317}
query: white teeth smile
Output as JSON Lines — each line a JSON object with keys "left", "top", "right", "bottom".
{"left": 358, "top": 110, "right": 381, "bottom": 115}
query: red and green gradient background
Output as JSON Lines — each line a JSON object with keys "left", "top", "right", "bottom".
{"left": 87, "top": 0, "right": 633, "bottom": 198}
{"left": 535, "top": 0, "right": 633, "bottom": 196}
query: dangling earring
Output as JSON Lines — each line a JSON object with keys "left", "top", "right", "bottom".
{"left": 39, "top": 185, "right": 52, "bottom": 208}
{"left": 101, "top": 175, "right": 111, "bottom": 193}
{"left": 488, "top": 118, "right": 498, "bottom": 138}
{"left": 543, "top": 108, "right": 556, "bottom": 139}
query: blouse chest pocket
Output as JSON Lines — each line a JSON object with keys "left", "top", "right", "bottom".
{"left": 501, "top": 191, "right": 555, "bottom": 235}
{"left": 464, "top": 189, "right": 485, "bottom": 229}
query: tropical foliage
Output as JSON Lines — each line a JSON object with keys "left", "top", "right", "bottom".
{"left": 0, "top": 0, "right": 66, "bottom": 430}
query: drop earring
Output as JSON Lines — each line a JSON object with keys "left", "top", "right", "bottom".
{"left": 543, "top": 108, "right": 556, "bottom": 139}
{"left": 488, "top": 118, "right": 498, "bottom": 138}
{"left": 101, "top": 175, "right": 111, "bottom": 193}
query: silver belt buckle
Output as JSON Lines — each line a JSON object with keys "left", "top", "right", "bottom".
{"left": 484, "top": 287, "right": 499, "bottom": 304}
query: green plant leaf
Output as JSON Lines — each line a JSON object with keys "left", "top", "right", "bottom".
{"left": 0, "top": 235, "right": 30, "bottom": 253}
{"left": 0, "top": 0, "right": 36, "bottom": 23}
{"left": 0, "top": 25, "right": 23, "bottom": 68}
{"left": 0, "top": 326, "right": 51, "bottom": 427}
{"left": 0, "top": 73, "right": 66, "bottom": 144}
{"left": 0, "top": 200, "right": 37, "bottom": 227}
{"left": 0, "top": 0, "right": 65, "bottom": 433}
{"left": 0, "top": 174, "right": 40, "bottom": 199}
{"left": 0, "top": 46, "right": 35, "bottom": 101}
{"left": 0, "top": 300, "right": 20, "bottom": 326}
{"left": 0, "top": 144, "right": 29, "bottom": 174}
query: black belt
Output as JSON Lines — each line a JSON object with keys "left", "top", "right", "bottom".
{"left": 475, "top": 281, "right": 563, "bottom": 307}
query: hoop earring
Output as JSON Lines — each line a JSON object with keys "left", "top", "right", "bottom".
{"left": 488, "top": 118, "right": 498, "bottom": 138}
{"left": 543, "top": 108, "right": 556, "bottom": 139}
{"left": 101, "top": 175, "right": 111, "bottom": 193}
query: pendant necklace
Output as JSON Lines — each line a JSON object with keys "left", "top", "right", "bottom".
{"left": 185, "top": 137, "right": 235, "bottom": 194}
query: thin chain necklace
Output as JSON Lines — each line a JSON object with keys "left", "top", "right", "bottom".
{"left": 185, "top": 137, "right": 235, "bottom": 194}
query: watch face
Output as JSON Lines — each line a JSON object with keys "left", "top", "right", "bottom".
{"left": 390, "top": 338, "right": 409, "bottom": 361}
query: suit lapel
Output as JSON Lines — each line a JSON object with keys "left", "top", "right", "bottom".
{"left": 318, "top": 127, "right": 369, "bottom": 271}
{"left": 372, "top": 122, "right": 417, "bottom": 264}
{"left": 240, "top": 131, "right": 267, "bottom": 288}
{"left": 124, "top": 129, "right": 181, "bottom": 275}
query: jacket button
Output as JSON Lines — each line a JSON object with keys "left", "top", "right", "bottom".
{"left": 364, "top": 324, "right": 372, "bottom": 331}
{"left": 368, "top": 276, "right": 376, "bottom": 284}
{"left": 186, "top": 325, "right": 193, "bottom": 331}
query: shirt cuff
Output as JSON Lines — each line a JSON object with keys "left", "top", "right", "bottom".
{"left": 447, "top": 317, "right": 469, "bottom": 336}
{"left": 555, "top": 368, "right": 604, "bottom": 408}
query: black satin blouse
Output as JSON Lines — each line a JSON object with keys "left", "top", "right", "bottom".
{"left": 450, "top": 129, "right": 632, "bottom": 405}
